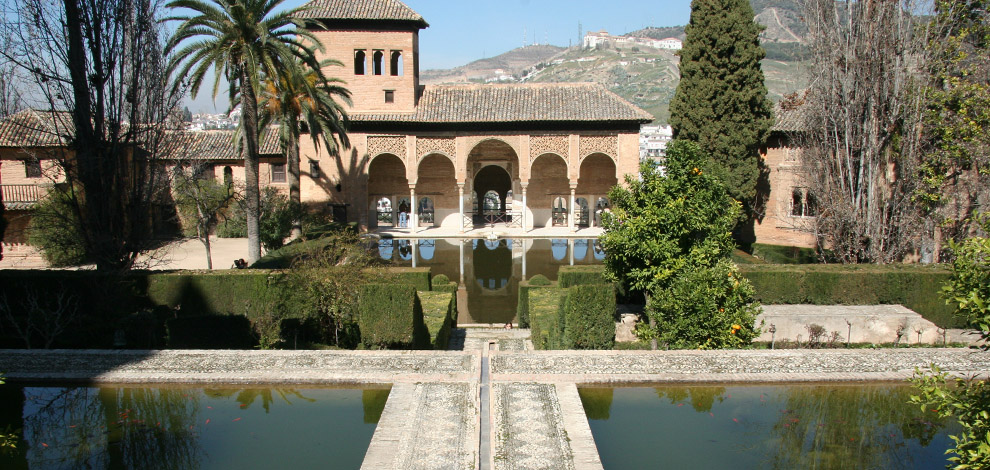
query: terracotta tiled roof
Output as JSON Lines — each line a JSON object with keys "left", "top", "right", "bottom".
{"left": 0, "top": 109, "right": 73, "bottom": 148}
{"left": 772, "top": 95, "right": 808, "bottom": 133}
{"left": 0, "top": 110, "right": 281, "bottom": 160}
{"left": 159, "top": 129, "right": 282, "bottom": 160}
{"left": 296, "top": 0, "right": 428, "bottom": 27}
{"left": 351, "top": 83, "right": 653, "bottom": 124}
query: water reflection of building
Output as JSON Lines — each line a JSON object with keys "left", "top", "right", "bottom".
{"left": 377, "top": 238, "right": 604, "bottom": 324}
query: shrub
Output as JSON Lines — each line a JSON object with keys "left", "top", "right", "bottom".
{"left": 517, "top": 278, "right": 557, "bottom": 328}
{"left": 528, "top": 287, "right": 566, "bottom": 350}
{"left": 28, "top": 186, "right": 88, "bottom": 267}
{"left": 650, "top": 260, "right": 761, "bottom": 349}
{"left": 358, "top": 284, "right": 426, "bottom": 349}
{"left": 432, "top": 274, "right": 450, "bottom": 285}
{"left": 418, "top": 290, "right": 454, "bottom": 349}
{"left": 386, "top": 267, "right": 432, "bottom": 291}
{"left": 558, "top": 265, "right": 607, "bottom": 287}
{"left": 217, "top": 187, "right": 303, "bottom": 251}
{"left": 562, "top": 284, "right": 616, "bottom": 349}
{"left": 166, "top": 315, "right": 255, "bottom": 349}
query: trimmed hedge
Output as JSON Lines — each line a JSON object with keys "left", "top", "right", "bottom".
{"left": 419, "top": 290, "right": 455, "bottom": 350}
{"left": 558, "top": 265, "right": 607, "bottom": 288}
{"left": 516, "top": 276, "right": 556, "bottom": 328}
{"left": 528, "top": 287, "right": 566, "bottom": 350}
{"left": 165, "top": 314, "right": 254, "bottom": 349}
{"left": 738, "top": 264, "right": 959, "bottom": 328}
{"left": 387, "top": 267, "right": 432, "bottom": 291}
{"left": 562, "top": 284, "right": 616, "bottom": 349}
{"left": 146, "top": 270, "right": 289, "bottom": 319}
{"left": 358, "top": 283, "right": 427, "bottom": 349}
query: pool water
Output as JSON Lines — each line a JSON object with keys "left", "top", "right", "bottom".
{"left": 579, "top": 384, "right": 959, "bottom": 470}
{"left": 379, "top": 238, "right": 603, "bottom": 324}
{"left": 0, "top": 384, "right": 389, "bottom": 470}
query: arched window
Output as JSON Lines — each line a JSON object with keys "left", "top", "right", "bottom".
{"left": 552, "top": 197, "right": 568, "bottom": 226}
{"left": 418, "top": 197, "right": 434, "bottom": 225}
{"left": 376, "top": 197, "right": 393, "bottom": 225}
{"left": 483, "top": 190, "right": 501, "bottom": 215}
{"left": 791, "top": 189, "right": 804, "bottom": 217}
{"left": 576, "top": 197, "right": 590, "bottom": 227}
{"left": 354, "top": 50, "right": 366, "bottom": 75}
{"left": 390, "top": 51, "right": 403, "bottom": 76}
{"left": 223, "top": 166, "right": 233, "bottom": 186}
{"left": 373, "top": 51, "right": 384, "bottom": 75}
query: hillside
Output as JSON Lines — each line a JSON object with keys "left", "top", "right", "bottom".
{"left": 421, "top": 0, "right": 808, "bottom": 124}
{"left": 421, "top": 45, "right": 565, "bottom": 85}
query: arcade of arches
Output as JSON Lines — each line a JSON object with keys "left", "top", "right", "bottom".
{"left": 361, "top": 133, "right": 633, "bottom": 231}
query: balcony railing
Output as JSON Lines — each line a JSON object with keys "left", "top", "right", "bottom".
{"left": 1, "top": 184, "right": 43, "bottom": 206}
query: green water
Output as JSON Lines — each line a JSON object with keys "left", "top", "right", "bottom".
{"left": 380, "top": 238, "right": 604, "bottom": 323}
{"left": 0, "top": 384, "right": 389, "bottom": 470}
{"left": 580, "top": 384, "right": 960, "bottom": 470}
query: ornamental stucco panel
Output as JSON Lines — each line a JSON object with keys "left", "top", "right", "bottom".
{"left": 367, "top": 135, "right": 407, "bottom": 161}
{"left": 416, "top": 137, "right": 456, "bottom": 161}
{"left": 579, "top": 134, "right": 618, "bottom": 160}
{"left": 528, "top": 135, "right": 569, "bottom": 161}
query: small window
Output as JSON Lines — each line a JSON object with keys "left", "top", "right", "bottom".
{"left": 373, "top": 50, "right": 384, "bottom": 75}
{"left": 271, "top": 163, "right": 286, "bottom": 183}
{"left": 24, "top": 159, "right": 42, "bottom": 178}
{"left": 309, "top": 159, "right": 321, "bottom": 179}
{"left": 384, "top": 90, "right": 395, "bottom": 103}
{"left": 354, "top": 50, "right": 366, "bottom": 75}
{"left": 223, "top": 166, "right": 233, "bottom": 186}
{"left": 390, "top": 51, "right": 403, "bottom": 76}
{"left": 791, "top": 189, "right": 804, "bottom": 217}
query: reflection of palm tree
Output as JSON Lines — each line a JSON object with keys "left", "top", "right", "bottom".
{"left": 204, "top": 387, "right": 316, "bottom": 414}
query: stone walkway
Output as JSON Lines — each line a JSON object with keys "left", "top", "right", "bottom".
{"left": 1, "top": 333, "right": 988, "bottom": 470}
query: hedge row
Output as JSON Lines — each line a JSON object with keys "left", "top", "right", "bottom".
{"left": 357, "top": 283, "right": 428, "bottom": 349}
{"left": 516, "top": 274, "right": 554, "bottom": 328}
{"left": 540, "top": 264, "right": 960, "bottom": 329}
{"left": 418, "top": 290, "right": 455, "bottom": 350}
{"left": 737, "top": 265, "right": 959, "bottom": 328}
{"left": 558, "top": 265, "right": 608, "bottom": 288}
{"left": 527, "top": 283, "right": 616, "bottom": 350}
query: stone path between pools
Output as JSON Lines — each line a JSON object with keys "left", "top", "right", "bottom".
{"left": 1, "top": 329, "right": 989, "bottom": 470}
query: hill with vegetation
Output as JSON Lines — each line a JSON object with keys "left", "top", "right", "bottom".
{"left": 421, "top": 0, "right": 808, "bottom": 124}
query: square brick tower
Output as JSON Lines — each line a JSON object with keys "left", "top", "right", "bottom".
{"left": 297, "top": 0, "right": 429, "bottom": 114}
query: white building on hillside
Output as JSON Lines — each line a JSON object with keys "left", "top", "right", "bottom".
{"left": 639, "top": 124, "right": 673, "bottom": 160}
{"left": 656, "top": 37, "right": 682, "bottom": 50}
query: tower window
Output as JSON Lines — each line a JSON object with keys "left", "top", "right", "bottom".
{"left": 354, "top": 50, "right": 366, "bottom": 75}
{"left": 271, "top": 163, "right": 286, "bottom": 183}
{"left": 390, "top": 51, "right": 403, "bottom": 76}
{"left": 24, "top": 159, "right": 42, "bottom": 178}
{"left": 384, "top": 90, "right": 395, "bottom": 103}
{"left": 310, "top": 159, "right": 321, "bottom": 179}
{"left": 373, "top": 50, "right": 384, "bottom": 75}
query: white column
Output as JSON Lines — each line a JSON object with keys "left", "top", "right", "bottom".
{"left": 458, "top": 183, "right": 465, "bottom": 233}
{"left": 459, "top": 240, "right": 465, "bottom": 285}
{"left": 411, "top": 240, "right": 417, "bottom": 268}
{"left": 410, "top": 186, "right": 417, "bottom": 233}
{"left": 569, "top": 186, "right": 577, "bottom": 232}
{"left": 521, "top": 183, "right": 528, "bottom": 232}
{"left": 569, "top": 238, "right": 575, "bottom": 266}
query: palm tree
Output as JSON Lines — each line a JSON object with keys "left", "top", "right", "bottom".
{"left": 259, "top": 59, "right": 351, "bottom": 240}
{"left": 165, "top": 0, "right": 324, "bottom": 262}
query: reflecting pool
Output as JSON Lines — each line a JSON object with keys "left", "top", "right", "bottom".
{"left": 378, "top": 238, "right": 604, "bottom": 324}
{"left": 0, "top": 384, "right": 389, "bottom": 470}
{"left": 579, "top": 384, "right": 959, "bottom": 470}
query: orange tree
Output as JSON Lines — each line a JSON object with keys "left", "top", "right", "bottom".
{"left": 600, "top": 140, "right": 761, "bottom": 349}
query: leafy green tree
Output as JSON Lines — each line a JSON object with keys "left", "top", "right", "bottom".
{"left": 28, "top": 186, "right": 88, "bottom": 267}
{"left": 172, "top": 167, "right": 238, "bottom": 269}
{"left": 259, "top": 58, "right": 351, "bottom": 240}
{"left": 668, "top": 0, "right": 774, "bottom": 222}
{"left": 915, "top": 0, "right": 990, "bottom": 261}
{"left": 600, "top": 140, "right": 761, "bottom": 349}
{"left": 216, "top": 187, "right": 301, "bottom": 252}
{"left": 166, "top": 0, "right": 327, "bottom": 263}
{"left": 911, "top": 213, "right": 990, "bottom": 469}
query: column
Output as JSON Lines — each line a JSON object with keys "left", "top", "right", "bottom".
{"left": 521, "top": 183, "right": 529, "bottom": 232}
{"left": 569, "top": 238, "right": 575, "bottom": 266}
{"left": 458, "top": 183, "right": 465, "bottom": 233}
{"left": 411, "top": 240, "right": 417, "bottom": 268}
{"left": 569, "top": 186, "right": 577, "bottom": 232}
{"left": 409, "top": 186, "right": 417, "bottom": 233}
{"left": 458, "top": 240, "right": 465, "bottom": 285}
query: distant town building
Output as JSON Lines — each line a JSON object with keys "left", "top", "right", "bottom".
{"left": 583, "top": 31, "right": 682, "bottom": 51}
{"left": 639, "top": 124, "right": 673, "bottom": 161}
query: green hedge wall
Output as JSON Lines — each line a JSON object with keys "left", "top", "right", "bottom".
{"left": 146, "top": 270, "right": 289, "bottom": 320}
{"left": 562, "top": 284, "right": 616, "bottom": 349}
{"left": 418, "top": 291, "right": 455, "bottom": 350}
{"left": 358, "top": 283, "right": 427, "bottom": 349}
{"left": 738, "top": 265, "right": 959, "bottom": 328}
{"left": 528, "top": 287, "right": 566, "bottom": 350}
{"left": 517, "top": 276, "right": 557, "bottom": 328}
{"left": 558, "top": 265, "right": 608, "bottom": 288}
{"left": 386, "top": 267, "right": 432, "bottom": 291}
{"left": 165, "top": 314, "right": 255, "bottom": 349}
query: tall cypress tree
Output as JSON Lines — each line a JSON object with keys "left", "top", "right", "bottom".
{"left": 669, "top": 0, "right": 773, "bottom": 221}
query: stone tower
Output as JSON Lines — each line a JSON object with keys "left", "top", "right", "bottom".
{"left": 297, "top": 0, "right": 430, "bottom": 114}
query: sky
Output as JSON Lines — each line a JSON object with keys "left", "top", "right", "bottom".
{"left": 184, "top": 0, "right": 694, "bottom": 113}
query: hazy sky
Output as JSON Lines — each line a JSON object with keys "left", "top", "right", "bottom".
{"left": 184, "top": 0, "right": 694, "bottom": 113}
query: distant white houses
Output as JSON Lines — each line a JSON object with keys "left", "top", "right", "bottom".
{"left": 584, "top": 31, "right": 682, "bottom": 51}
{"left": 639, "top": 124, "right": 673, "bottom": 161}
